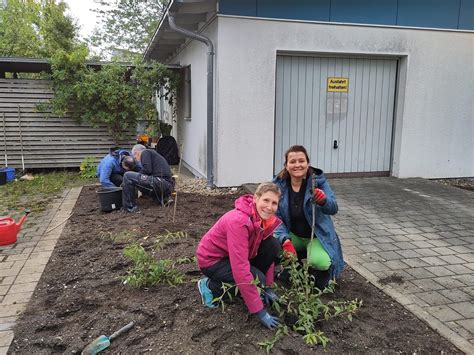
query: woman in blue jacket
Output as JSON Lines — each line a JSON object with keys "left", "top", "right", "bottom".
{"left": 273, "top": 145, "right": 344, "bottom": 289}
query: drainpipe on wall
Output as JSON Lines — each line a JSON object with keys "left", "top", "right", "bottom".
{"left": 168, "top": 13, "right": 214, "bottom": 188}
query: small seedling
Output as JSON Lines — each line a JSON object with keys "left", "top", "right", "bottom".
{"left": 153, "top": 230, "right": 188, "bottom": 250}
{"left": 122, "top": 243, "right": 184, "bottom": 287}
{"left": 99, "top": 230, "right": 139, "bottom": 243}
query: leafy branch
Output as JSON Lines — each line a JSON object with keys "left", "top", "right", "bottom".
{"left": 40, "top": 47, "right": 179, "bottom": 143}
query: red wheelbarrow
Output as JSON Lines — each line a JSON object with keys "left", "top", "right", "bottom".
{"left": 0, "top": 210, "right": 30, "bottom": 246}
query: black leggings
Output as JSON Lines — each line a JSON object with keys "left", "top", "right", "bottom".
{"left": 201, "top": 237, "right": 281, "bottom": 298}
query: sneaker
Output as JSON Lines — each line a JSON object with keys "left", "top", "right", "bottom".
{"left": 121, "top": 206, "right": 139, "bottom": 213}
{"left": 197, "top": 277, "right": 217, "bottom": 308}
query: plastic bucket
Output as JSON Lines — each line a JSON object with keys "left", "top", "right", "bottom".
{"left": 0, "top": 168, "right": 15, "bottom": 183}
{"left": 96, "top": 187, "right": 123, "bottom": 212}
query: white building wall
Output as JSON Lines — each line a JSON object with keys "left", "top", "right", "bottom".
{"left": 170, "top": 20, "right": 218, "bottom": 178}
{"left": 215, "top": 16, "right": 473, "bottom": 186}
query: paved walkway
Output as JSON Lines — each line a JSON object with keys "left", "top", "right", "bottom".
{"left": 0, "top": 187, "right": 81, "bottom": 355}
{"left": 331, "top": 177, "right": 473, "bottom": 354}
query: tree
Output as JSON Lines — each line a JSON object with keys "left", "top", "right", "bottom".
{"left": 43, "top": 47, "right": 179, "bottom": 143}
{"left": 0, "top": 0, "right": 78, "bottom": 58}
{"left": 89, "top": 0, "right": 168, "bottom": 59}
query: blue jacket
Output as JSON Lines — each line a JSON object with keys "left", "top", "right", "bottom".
{"left": 273, "top": 168, "right": 344, "bottom": 278}
{"left": 96, "top": 149, "right": 130, "bottom": 188}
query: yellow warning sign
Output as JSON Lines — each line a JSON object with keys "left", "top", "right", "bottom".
{"left": 327, "top": 77, "right": 349, "bottom": 92}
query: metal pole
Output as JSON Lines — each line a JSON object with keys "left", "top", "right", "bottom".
{"left": 2, "top": 112, "right": 7, "bottom": 166}
{"left": 309, "top": 171, "right": 316, "bottom": 263}
{"left": 168, "top": 13, "right": 214, "bottom": 189}
{"left": 17, "top": 105, "right": 25, "bottom": 171}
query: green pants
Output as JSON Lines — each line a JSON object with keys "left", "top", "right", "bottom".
{"left": 290, "top": 232, "right": 331, "bottom": 271}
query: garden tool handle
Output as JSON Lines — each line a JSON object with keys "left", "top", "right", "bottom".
{"left": 109, "top": 321, "right": 134, "bottom": 341}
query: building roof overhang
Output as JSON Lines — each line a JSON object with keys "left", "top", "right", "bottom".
{"left": 144, "top": 0, "right": 217, "bottom": 63}
{"left": 0, "top": 57, "right": 182, "bottom": 75}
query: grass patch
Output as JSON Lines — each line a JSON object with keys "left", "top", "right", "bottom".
{"left": 0, "top": 170, "right": 95, "bottom": 216}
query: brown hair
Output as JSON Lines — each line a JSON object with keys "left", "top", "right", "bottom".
{"left": 121, "top": 156, "right": 136, "bottom": 171}
{"left": 276, "top": 145, "right": 310, "bottom": 180}
{"left": 255, "top": 182, "right": 281, "bottom": 198}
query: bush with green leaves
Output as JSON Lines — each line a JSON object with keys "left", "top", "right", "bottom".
{"left": 41, "top": 47, "right": 179, "bottom": 143}
{"left": 258, "top": 259, "right": 362, "bottom": 352}
{"left": 123, "top": 243, "right": 184, "bottom": 287}
{"left": 79, "top": 157, "right": 97, "bottom": 179}
{"left": 214, "top": 258, "right": 362, "bottom": 352}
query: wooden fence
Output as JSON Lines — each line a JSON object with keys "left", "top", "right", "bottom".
{"left": 0, "top": 78, "right": 134, "bottom": 170}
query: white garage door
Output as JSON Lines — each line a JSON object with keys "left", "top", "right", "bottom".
{"left": 274, "top": 55, "right": 397, "bottom": 175}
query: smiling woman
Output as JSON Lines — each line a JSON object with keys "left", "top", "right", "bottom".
{"left": 273, "top": 145, "right": 344, "bottom": 290}
{"left": 196, "top": 182, "right": 283, "bottom": 329}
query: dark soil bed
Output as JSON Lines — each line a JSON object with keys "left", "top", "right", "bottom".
{"left": 10, "top": 186, "right": 462, "bottom": 354}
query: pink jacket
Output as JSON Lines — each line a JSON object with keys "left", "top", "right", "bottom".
{"left": 196, "top": 194, "right": 281, "bottom": 314}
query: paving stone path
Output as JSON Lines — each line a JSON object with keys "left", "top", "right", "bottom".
{"left": 0, "top": 187, "right": 81, "bottom": 355}
{"left": 331, "top": 177, "right": 473, "bottom": 354}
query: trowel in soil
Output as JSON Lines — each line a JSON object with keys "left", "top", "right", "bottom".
{"left": 81, "top": 321, "right": 134, "bottom": 355}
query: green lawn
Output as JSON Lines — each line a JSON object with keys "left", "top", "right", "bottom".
{"left": 0, "top": 170, "right": 96, "bottom": 217}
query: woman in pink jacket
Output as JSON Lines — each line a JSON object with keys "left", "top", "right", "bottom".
{"left": 196, "top": 182, "right": 282, "bottom": 329}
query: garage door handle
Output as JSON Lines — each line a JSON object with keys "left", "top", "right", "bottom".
{"left": 333, "top": 140, "right": 338, "bottom": 149}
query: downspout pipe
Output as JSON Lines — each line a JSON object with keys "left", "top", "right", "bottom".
{"left": 168, "top": 12, "right": 214, "bottom": 188}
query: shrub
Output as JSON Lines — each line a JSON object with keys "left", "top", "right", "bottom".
{"left": 259, "top": 260, "right": 362, "bottom": 352}
{"left": 123, "top": 243, "right": 184, "bottom": 287}
{"left": 79, "top": 157, "right": 97, "bottom": 179}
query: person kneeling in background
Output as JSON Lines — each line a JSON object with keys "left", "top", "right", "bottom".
{"left": 96, "top": 148, "right": 135, "bottom": 188}
{"left": 122, "top": 144, "right": 174, "bottom": 213}
{"left": 196, "top": 182, "right": 282, "bottom": 330}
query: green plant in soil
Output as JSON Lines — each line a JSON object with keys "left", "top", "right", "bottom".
{"left": 259, "top": 259, "right": 362, "bottom": 352}
{"left": 99, "top": 229, "right": 140, "bottom": 244}
{"left": 123, "top": 243, "right": 184, "bottom": 287}
{"left": 79, "top": 157, "right": 97, "bottom": 179}
{"left": 0, "top": 171, "right": 94, "bottom": 215}
{"left": 213, "top": 259, "right": 362, "bottom": 352}
{"left": 153, "top": 230, "right": 188, "bottom": 251}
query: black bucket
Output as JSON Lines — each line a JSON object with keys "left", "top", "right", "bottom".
{"left": 96, "top": 187, "right": 123, "bottom": 212}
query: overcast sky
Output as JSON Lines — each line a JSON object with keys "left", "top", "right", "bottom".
{"left": 63, "top": 0, "right": 99, "bottom": 39}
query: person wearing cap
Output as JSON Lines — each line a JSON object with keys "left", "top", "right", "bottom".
{"left": 96, "top": 149, "right": 135, "bottom": 188}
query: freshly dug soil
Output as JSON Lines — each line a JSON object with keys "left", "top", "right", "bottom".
{"left": 10, "top": 186, "right": 462, "bottom": 354}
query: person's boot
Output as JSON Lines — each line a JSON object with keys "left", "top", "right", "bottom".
{"left": 309, "top": 268, "right": 331, "bottom": 290}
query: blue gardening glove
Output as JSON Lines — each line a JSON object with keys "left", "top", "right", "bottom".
{"left": 256, "top": 309, "right": 280, "bottom": 329}
{"left": 263, "top": 288, "right": 279, "bottom": 305}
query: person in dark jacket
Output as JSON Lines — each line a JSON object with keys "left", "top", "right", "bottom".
{"left": 122, "top": 144, "right": 174, "bottom": 212}
{"left": 196, "top": 182, "right": 282, "bottom": 329}
{"left": 96, "top": 149, "right": 135, "bottom": 188}
{"left": 273, "top": 145, "right": 344, "bottom": 290}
